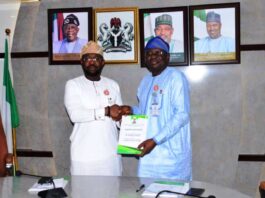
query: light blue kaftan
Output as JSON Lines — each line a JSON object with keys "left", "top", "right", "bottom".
{"left": 53, "top": 38, "right": 87, "bottom": 53}
{"left": 133, "top": 67, "right": 192, "bottom": 180}
{"left": 194, "top": 35, "right": 235, "bottom": 54}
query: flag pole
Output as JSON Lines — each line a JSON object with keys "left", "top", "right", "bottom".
{"left": 5, "top": 28, "right": 18, "bottom": 175}
{"left": 12, "top": 128, "right": 18, "bottom": 174}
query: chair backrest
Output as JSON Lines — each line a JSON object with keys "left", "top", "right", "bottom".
{"left": 0, "top": 114, "right": 8, "bottom": 177}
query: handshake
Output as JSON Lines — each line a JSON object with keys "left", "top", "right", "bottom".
{"left": 105, "top": 105, "right": 132, "bottom": 121}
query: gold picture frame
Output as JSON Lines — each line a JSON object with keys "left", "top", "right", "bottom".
{"left": 94, "top": 7, "right": 139, "bottom": 64}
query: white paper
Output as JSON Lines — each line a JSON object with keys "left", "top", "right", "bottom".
{"left": 141, "top": 181, "right": 190, "bottom": 197}
{"left": 117, "top": 115, "right": 148, "bottom": 154}
{"left": 28, "top": 178, "right": 68, "bottom": 193}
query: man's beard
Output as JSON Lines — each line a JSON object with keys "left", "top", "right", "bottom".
{"left": 146, "top": 64, "right": 167, "bottom": 76}
{"left": 83, "top": 67, "right": 103, "bottom": 78}
{"left": 160, "top": 36, "right": 170, "bottom": 44}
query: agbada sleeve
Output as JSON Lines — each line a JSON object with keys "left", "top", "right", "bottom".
{"left": 64, "top": 80, "right": 105, "bottom": 123}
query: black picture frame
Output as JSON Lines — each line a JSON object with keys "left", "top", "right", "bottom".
{"left": 48, "top": 7, "right": 92, "bottom": 65}
{"left": 139, "top": 6, "right": 189, "bottom": 67}
{"left": 189, "top": 3, "right": 240, "bottom": 65}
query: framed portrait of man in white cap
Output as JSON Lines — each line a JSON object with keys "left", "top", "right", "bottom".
{"left": 139, "top": 6, "right": 189, "bottom": 67}
{"left": 48, "top": 7, "right": 93, "bottom": 65}
{"left": 189, "top": 3, "right": 240, "bottom": 65}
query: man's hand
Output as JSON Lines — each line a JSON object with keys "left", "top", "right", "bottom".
{"left": 137, "top": 139, "right": 157, "bottom": 157}
{"left": 121, "top": 105, "right": 132, "bottom": 115}
{"left": 109, "top": 104, "right": 122, "bottom": 121}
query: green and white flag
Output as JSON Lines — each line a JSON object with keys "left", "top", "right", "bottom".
{"left": 143, "top": 13, "right": 154, "bottom": 45}
{"left": 52, "top": 12, "right": 64, "bottom": 42}
{"left": 193, "top": 9, "right": 207, "bottom": 41}
{"left": 0, "top": 37, "right": 20, "bottom": 154}
{"left": 194, "top": 10, "right": 207, "bottom": 22}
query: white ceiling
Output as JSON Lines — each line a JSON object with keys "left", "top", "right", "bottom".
{"left": 0, "top": 0, "right": 20, "bottom": 3}
{"left": 0, "top": 1, "right": 20, "bottom": 52}
{"left": 0, "top": 0, "right": 39, "bottom": 52}
{"left": 0, "top": 0, "right": 39, "bottom": 3}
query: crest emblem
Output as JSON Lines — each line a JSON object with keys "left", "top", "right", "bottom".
{"left": 97, "top": 17, "right": 134, "bottom": 53}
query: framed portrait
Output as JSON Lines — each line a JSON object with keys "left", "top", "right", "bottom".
{"left": 94, "top": 7, "right": 138, "bottom": 64}
{"left": 189, "top": 3, "right": 240, "bottom": 65}
{"left": 139, "top": 7, "right": 189, "bottom": 67}
{"left": 48, "top": 7, "right": 92, "bottom": 65}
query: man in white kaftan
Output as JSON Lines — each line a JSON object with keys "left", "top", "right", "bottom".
{"left": 64, "top": 41, "right": 129, "bottom": 176}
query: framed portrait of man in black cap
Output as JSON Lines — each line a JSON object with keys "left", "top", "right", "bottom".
{"left": 189, "top": 3, "right": 240, "bottom": 65}
{"left": 139, "top": 6, "right": 189, "bottom": 67}
{"left": 48, "top": 7, "right": 92, "bottom": 65}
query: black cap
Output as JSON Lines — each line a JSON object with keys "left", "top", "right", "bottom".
{"left": 63, "top": 14, "right": 79, "bottom": 26}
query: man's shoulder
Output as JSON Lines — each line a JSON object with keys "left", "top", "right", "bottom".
{"left": 77, "top": 38, "right": 88, "bottom": 45}
{"left": 101, "top": 76, "right": 121, "bottom": 92}
{"left": 165, "top": 68, "right": 186, "bottom": 80}
{"left": 166, "top": 67, "right": 182, "bottom": 75}
{"left": 165, "top": 68, "right": 189, "bottom": 89}
{"left": 141, "top": 73, "right": 153, "bottom": 82}
{"left": 195, "top": 37, "right": 208, "bottom": 43}
{"left": 53, "top": 40, "right": 63, "bottom": 45}
{"left": 66, "top": 76, "right": 84, "bottom": 84}
{"left": 171, "top": 39, "right": 182, "bottom": 45}
{"left": 53, "top": 40, "right": 64, "bottom": 52}
{"left": 101, "top": 76, "right": 119, "bottom": 86}
{"left": 220, "top": 36, "right": 234, "bottom": 42}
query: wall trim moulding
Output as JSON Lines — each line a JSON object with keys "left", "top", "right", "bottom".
{"left": 16, "top": 149, "right": 53, "bottom": 158}
{"left": 0, "top": 44, "right": 265, "bottom": 59}
{"left": 238, "top": 154, "right": 265, "bottom": 162}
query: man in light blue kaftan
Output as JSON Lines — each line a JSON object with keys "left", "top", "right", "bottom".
{"left": 133, "top": 36, "right": 192, "bottom": 180}
{"left": 194, "top": 11, "right": 235, "bottom": 54}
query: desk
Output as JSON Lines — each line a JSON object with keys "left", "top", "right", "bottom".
{"left": 0, "top": 176, "right": 250, "bottom": 198}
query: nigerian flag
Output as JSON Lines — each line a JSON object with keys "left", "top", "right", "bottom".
{"left": 193, "top": 9, "right": 207, "bottom": 41}
{"left": 1, "top": 38, "right": 20, "bottom": 154}
{"left": 52, "top": 12, "right": 64, "bottom": 42}
{"left": 143, "top": 13, "right": 154, "bottom": 45}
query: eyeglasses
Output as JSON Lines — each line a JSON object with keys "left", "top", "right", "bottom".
{"left": 82, "top": 56, "right": 102, "bottom": 63}
{"left": 145, "top": 49, "right": 167, "bottom": 57}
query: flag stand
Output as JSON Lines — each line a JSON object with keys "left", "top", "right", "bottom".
{"left": 5, "top": 28, "right": 19, "bottom": 175}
